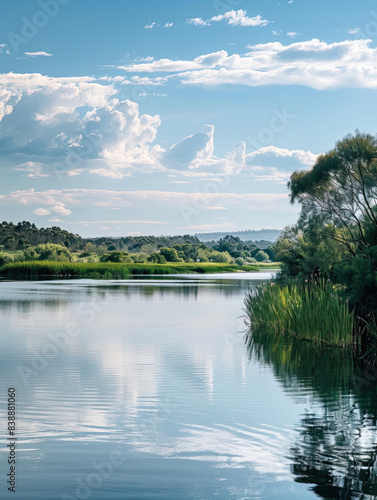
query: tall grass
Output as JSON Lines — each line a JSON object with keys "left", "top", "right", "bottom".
{"left": 0, "top": 261, "right": 259, "bottom": 279}
{"left": 244, "top": 281, "right": 355, "bottom": 348}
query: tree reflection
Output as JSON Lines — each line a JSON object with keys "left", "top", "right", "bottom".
{"left": 245, "top": 329, "right": 377, "bottom": 499}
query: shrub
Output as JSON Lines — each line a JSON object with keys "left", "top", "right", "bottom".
{"left": 36, "top": 243, "right": 71, "bottom": 262}
{"left": 255, "top": 250, "right": 269, "bottom": 262}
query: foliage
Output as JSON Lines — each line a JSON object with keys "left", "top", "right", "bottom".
{"left": 0, "top": 221, "right": 85, "bottom": 250}
{"left": 268, "top": 131, "right": 377, "bottom": 347}
{"left": 244, "top": 281, "right": 355, "bottom": 348}
{"left": 0, "top": 261, "right": 259, "bottom": 279}
{"left": 147, "top": 253, "right": 167, "bottom": 264}
{"left": 35, "top": 243, "right": 71, "bottom": 262}
{"left": 100, "top": 252, "right": 132, "bottom": 263}
{"left": 159, "top": 248, "right": 183, "bottom": 262}
{"left": 254, "top": 250, "right": 270, "bottom": 262}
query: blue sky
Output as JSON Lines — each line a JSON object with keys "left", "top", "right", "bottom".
{"left": 1, "top": 0, "right": 377, "bottom": 236}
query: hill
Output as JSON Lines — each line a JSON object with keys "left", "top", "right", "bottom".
{"left": 195, "top": 229, "right": 282, "bottom": 243}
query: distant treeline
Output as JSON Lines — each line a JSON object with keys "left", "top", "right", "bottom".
{"left": 0, "top": 221, "right": 85, "bottom": 251}
{"left": 0, "top": 222, "right": 275, "bottom": 262}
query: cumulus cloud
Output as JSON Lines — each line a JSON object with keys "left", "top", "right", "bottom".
{"left": 122, "top": 39, "right": 377, "bottom": 90}
{"left": 33, "top": 208, "right": 50, "bottom": 216}
{"left": 32, "top": 202, "right": 71, "bottom": 216}
{"left": 51, "top": 202, "right": 71, "bottom": 216}
{"left": 164, "top": 22, "right": 174, "bottom": 28}
{"left": 0, "top": 72, "right": 317, "bottom": 181}
{"left": 144, "top": 22, "right": 156, "bottom": 29}
{"left": 164, "top": 125, "right": 214, "bottom": 169}
{"left": 211, "top": 10, "right": 269, "bottom": 27}
{"left": 0, "top": 72, "right": 162, "bottom": 177}
{"left": 186, "top": 10, "right": 269, "bottom": 27}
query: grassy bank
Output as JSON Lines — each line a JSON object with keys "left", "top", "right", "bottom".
{"left": 244, "top": 281, "right": 355, "bottom": 348}
{"left": 0, "top": 260, "right": 261, "bottom": 279}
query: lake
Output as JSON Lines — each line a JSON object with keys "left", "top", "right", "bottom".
{"left": 0, "top": 273, "right": 377, "bottom": 499}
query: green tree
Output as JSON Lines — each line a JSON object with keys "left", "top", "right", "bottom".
{"left": 159, "top": 248, "right": 183, "bottom": 262}
{"left": 254, "top": 250, "right": 269, "bottom": 262}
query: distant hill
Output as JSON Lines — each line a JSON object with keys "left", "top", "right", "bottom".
{"left": 195, "top": 229, "right": 282, "bottom": 243}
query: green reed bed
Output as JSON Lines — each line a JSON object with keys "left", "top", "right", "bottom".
{"left": 0, "top": 261, "right": 259, "bottom": 279}
{"left": 244, "top": 281, "right": 355, "bottom": 348}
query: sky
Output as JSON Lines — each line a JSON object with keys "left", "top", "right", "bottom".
{"left": 1, "top": 0, "right": 377, "bottom": 237}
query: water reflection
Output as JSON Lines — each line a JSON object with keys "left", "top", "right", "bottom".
{"left": 246, "top": 329, "right": 377, "bottom": 499}
{"left": 0, "top": 277, "right": 266, "bottom": 315}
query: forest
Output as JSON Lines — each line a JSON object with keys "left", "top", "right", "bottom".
{"left": 0, "top": 222, "right": 275, "bottom": 268}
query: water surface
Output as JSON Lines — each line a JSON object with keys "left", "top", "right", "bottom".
{"left": 0, "top": 273, "right": 376, "bottom": 499}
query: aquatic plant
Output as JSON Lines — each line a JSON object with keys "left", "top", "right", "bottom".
{"left": 0, "top": 261, "right": 259, "bottom": 279}
{"left": 244, "top": 280, "right": 355, "bottom": 347}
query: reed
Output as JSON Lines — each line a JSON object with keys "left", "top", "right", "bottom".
{"left": 244, "top": 280, "right": 355, "bottom": 348}
{"left": 0, "top": 261, "right": 259, "bottom": 279}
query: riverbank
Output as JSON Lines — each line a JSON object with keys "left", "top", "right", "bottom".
{"left": 0, "top": 261, "right": 280, "bottom": 279}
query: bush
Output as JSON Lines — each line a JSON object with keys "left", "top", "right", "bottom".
{"left": 148, "top": 253, "right": 167, "bottom": 264}
{"left": 159, "top": 248, "right": 183, "bottom": 262}
{"left": 0, "top": 252, "right": 13, "bottom": 266}
{"left": 100, "top": 252, "right": 132, "bottom": 263}
{"left": 235, "top": 257, "right": 247, "bottom": 266}
{"left": 255, "top": 250, "right": 269, "bottom": 262}
{"left": 131, "top": 253, "right": 148, "bottom": 263}
{"left": 36, "top": 244, "right": 71, "bottom": 262}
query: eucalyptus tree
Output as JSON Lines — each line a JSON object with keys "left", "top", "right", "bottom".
{"left": 289, "top": 131, "right": 377, "bottom": 262}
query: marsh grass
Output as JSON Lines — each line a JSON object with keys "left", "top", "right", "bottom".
{"left": 244, "top": 281, "right": 355, "bottom": 348}
{"left": 0, "top": 261, "right": 259, "bottom": 279}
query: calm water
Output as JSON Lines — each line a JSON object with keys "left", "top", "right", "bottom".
{"left": 0, "top": 273, "right": 377, "bottom": 499}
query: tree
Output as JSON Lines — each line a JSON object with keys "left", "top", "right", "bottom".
{"left": 254, "top": 250, "right": 269, "bottom": 262}
{"left": 159, "top": 248, "right": 183, "bottom": 262}
{"left": 289, "top": 131, "right": 377, "bottom": 263}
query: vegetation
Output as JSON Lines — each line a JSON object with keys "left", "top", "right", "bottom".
{"left": 244, "top": 281, "right": 355, "bottom": 348}
{"left": 0, "top": 222, "right": 279, "bottom": 279}
{"left": 0, "top": 261, "right": 259, "bottom": 280}
{"left": 246, "top": 131, "right": 377, "bottom": 350}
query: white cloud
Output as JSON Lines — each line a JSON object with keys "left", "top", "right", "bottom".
{"left": 48, "top": 217, "right": 63, "bottom": 223}
{"left": 121, "top": 50, "right": 228, "bottom": 72}
{"left": 122, "top": 39, "right": 377, "bottom": 90}
{"left": 51, "top": 202, "right": 72, "bottom": 216}
{"left": 164, "top": 125, "right": 214, "bottom": 169}
{"left": 33, "top": 208, "right": 51, "bottom": 216}
{"left": 0, "top": 72, "right": 162, "bottom": 177}
{"left": 68, "top": 220, "right": 168, "bottom": 225}
{"left": 348, "top": 28, "right": 360, "bottom": 35}
{"left": 186, "top": 18, "right": 210, "bottom": 27}
{"left": 15, "top": 161, "right": 50, "bottom": 178}
{"left": 164, "top": 22, "right": 174, "bottom": 28}
{"left": 0, "top": 188, "right": 291, "bottom": 213}
{"left": 0, "top": 72, "right": 317, "bottom": 182}
{"left": 286, "top": 31, "right": 299, "bottom": 38}
{"left": 144, "top": 22, "right": 156, "bottom": 29}
{"left": 211, "top": 10, "right": 269, "bottom": 27}
{"left": 24, "top": 51, "right": 53, "bottom": 57}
